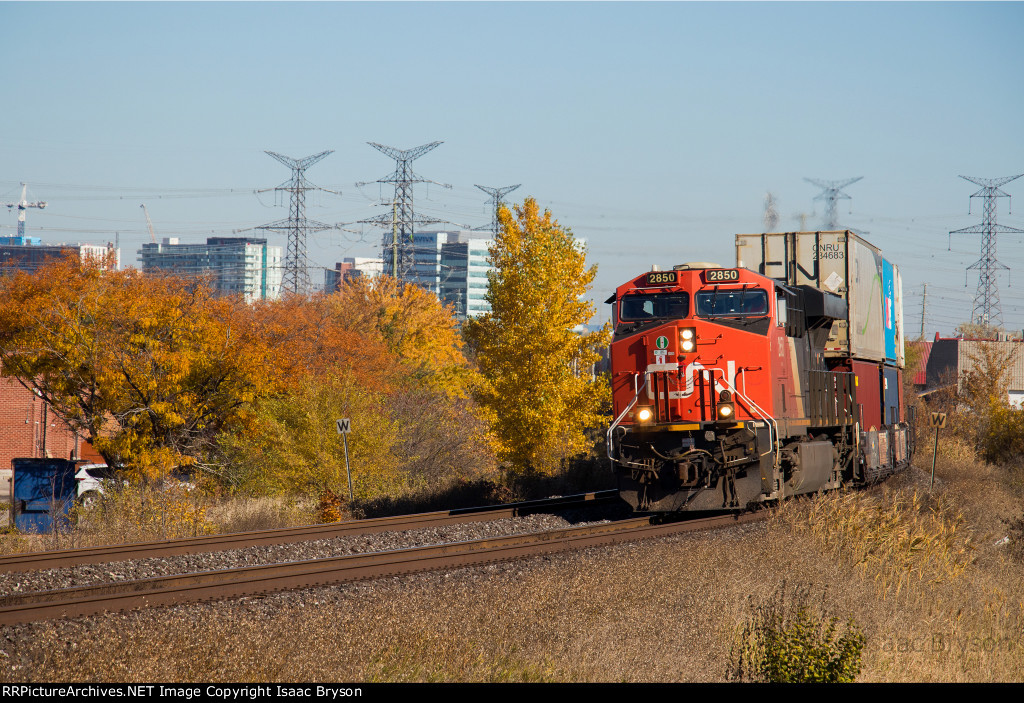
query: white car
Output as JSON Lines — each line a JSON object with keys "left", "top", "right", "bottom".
{"left": 74, "top": 463, "right": 121, "bottom": 510}
{"left": 74, "top": 464, "right": 194, "bottom": 511}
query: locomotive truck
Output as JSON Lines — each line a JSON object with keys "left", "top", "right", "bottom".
{"left": 606, "top": 230, "right": 912, "bottom": 512}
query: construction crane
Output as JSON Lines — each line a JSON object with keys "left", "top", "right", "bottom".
{"left": 4, "top": 183, "right": 47, "bottom": 239}
{"left": 140, "top": 204, "right": 156, "bottom": 243}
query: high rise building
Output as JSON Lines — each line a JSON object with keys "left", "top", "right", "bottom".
{"left": 138, "top": 237, "right": 282, "bottom": 302}
{"left": 0, "top": 240, "right": 120, "bottom": 273}
{"left": 409, "top": 231, "right": 492, "bottom": 320}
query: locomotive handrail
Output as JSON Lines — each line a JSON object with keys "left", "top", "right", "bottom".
{"left": 701, "top": 367, "right": 780, "bottom": 468}
{"left": 606, "top": 375, "right": 649, "bottom": 462}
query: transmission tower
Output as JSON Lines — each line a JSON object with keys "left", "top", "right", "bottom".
{"left": 949, "top": 173, "right": 1024, "bottom": 327}
{"left": 256, "top": 150, "right": 335, "bottom": 295}
{"left": 804, "top": 177, "right": 862, "bottom": 230}
{"left": 763, "top": 192, "right": 779, "bottom": 232}
{"left": 358, "top": 141, "right": 450, "bottom": 280}
{"left": 475, "top": 183, "right": 521, "bottom": 235}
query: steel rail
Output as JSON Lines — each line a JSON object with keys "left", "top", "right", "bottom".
{"left": 0, "top": 510, "right": 761, "bottom": 625}
{"left": 0, "top": 491, "right": 618, "bottom": 574}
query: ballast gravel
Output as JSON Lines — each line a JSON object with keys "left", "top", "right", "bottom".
{"left": 0, "top": 508, "right": 625, "bottom": 596}
{"left": 0, "top": 518, "right": 770, "bottom": 682}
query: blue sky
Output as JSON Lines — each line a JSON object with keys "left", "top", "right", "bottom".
{"left": 3, "top": 1, "right": 1023, "bottom": 335}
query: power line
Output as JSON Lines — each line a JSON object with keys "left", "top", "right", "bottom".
{"left": 949, "top": 173, "right": 1024, "bottom": 328}
{"left": 356, "top": 141, "right": 450, "bottom": 280}
{"left": 804, "top": 176, "right": 862, "bottom": 230}
{"left": 256, "top": 150, "right": 336, "bottom": 294}
{"left": 475, "top": 183, "right": 520, "bottom": 235}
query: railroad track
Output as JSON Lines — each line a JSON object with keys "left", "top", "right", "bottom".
{"left": 0, "top": 508, "right": 762, "bottom": 625}
{"left": 0, "top": 490, "right": 619, "bottom": 574}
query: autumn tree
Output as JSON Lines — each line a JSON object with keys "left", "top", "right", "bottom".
{"left": 252, "top": 291, "right": 398, "bottom": 393}
{"left": 0, "top": 257, "right": 274, "bottom": 480}
{"left": 464, "top": 198, "right": 609, "bottom": 475}
{"left": 955, "top": 337, "right": 1022, "bottom": 464}
{"left": 224, "top": 278, "right": 495, "bottom": 497}
{"left": 220, "top": 375, "right": 403, "bottom": 498}
{"left": 328, "top": 276, "right": 479, "bottom": 397}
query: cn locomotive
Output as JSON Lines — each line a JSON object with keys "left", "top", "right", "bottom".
{"left": 606, "top": 230, "right": 912, "bottom": 512}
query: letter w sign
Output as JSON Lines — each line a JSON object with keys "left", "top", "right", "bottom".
{"left": 336, "top": 418, "right": 352, "bottom": 434}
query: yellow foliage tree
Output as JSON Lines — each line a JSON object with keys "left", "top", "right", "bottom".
{"left": 223, "top": 375, "right": 403, "bottom": 499}
{"left": 0, "top": 257, "right": 274, "bottom": 481}
{"left": 224, "top": 280, "right": 495, "bottom": 497}
{"left": 464, "top": 198, "right": 609, "bottom": 475}
{"left": 327, "top": 276, "right": 479, "bottom": 397}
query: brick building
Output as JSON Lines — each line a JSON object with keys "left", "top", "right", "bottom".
{"left": 0, "top": 376, "right": 102, "bottom": 469}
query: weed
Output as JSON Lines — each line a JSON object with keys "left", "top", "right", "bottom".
{"left": 365, "top": 638, "right": 554, "bottom": 683}
{"left": 317, "top": 489, "right": 344, "bottom": 524}
{"left": 73, "top": 482, "right": 214, "bottom": 543}
{"left": 793, "top": 488, "right": 974, "bottom": 598}
{"left": 729, "top": 583, "right": 865, "bottom": 683}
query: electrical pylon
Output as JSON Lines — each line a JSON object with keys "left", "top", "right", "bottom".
{"left": 949, "top": 174, "right": 1024, "bottom": 327}
{"left": 256, "top": 150, "right": 335, "bottom": 295}
{"left": 804, "top": 177, "right": 862, "bottom": 230}
{"left": 357, "top": 141, "right": 450, "bottom": 280}
{"left": 763, "top": 192, "right": 779, "bottom": 232}
{"left": 475, "top": 183, "right": 521, "bottom": 235}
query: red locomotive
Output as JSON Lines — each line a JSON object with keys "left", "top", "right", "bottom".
{"left": 607, "top": 231, "right": 912, "bottom": 512}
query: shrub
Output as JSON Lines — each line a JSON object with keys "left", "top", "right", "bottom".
{"left": 980, "top": 399, "right": 1024, "bottom": 465}
{"left": 730, "top": 583, "right": 865, "bottom": 683}
{"left": 74, "top": 482, "right": 214, "bottom": 542}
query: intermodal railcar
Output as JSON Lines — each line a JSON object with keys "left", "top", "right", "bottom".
{"left": 606, "top": 230, "right": 912, "bottom": 512}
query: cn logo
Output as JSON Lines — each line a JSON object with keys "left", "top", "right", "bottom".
{"left": 661, "top": 360, "right": 737, "bottom": 398}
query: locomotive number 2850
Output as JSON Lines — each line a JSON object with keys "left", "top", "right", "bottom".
{"left": 705, "top": 269, "right": 740, "bottom": 282}
{"left": 646, "top": 271, "right": 678, "bottom": 286}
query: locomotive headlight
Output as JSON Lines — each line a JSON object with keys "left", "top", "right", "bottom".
{"left": 637, "top": 408, "right": 653, "bottom": 422}
{"left": 716, "top": 402, "right": 735, "bottom": 420}
{"left": 679, "top": 327, "right": 696, "bottom": 353}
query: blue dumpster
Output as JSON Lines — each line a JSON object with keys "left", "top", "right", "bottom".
{"left": 11, "top": 458, "right": 78, "bottom": 533}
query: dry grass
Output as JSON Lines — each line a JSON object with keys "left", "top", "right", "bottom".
{"left": 0, "top": 490, "right": 318, "bottom": 556}
{"left": 783, "top": 487, "right": 974, "bottom": 599}
{"left": 3, "top": 449, "right": 1024, "bottom": 682}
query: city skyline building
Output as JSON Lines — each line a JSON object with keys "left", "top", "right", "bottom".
{"left": 324, "top": 256, "right": 384, "bottom": 292}
{"left": 409, "top": 231, "right": 492, "bottom": 320}
{"left": 138, "top": 236, "right": 282, "bottom": 302}
{"left": 0, "top": 240, "right": 120, "bottom": 274}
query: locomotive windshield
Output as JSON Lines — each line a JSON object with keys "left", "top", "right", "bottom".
{"left": 620, "top": 292, "right": 689, "bottom": 321}
{"left": 695, "top": 288, "right": 768, "bottom": 317}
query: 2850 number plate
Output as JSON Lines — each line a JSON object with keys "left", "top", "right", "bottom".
{"left": 645, "top": 271, "right": 678, "bottom": 286}
{"left": 704, "top": 269, "right": 740, "bottom": 283}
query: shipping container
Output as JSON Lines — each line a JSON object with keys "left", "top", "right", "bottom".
{"left": 849, "top": 359, "right": 882, "bottom": 431}
{"left": 894, "top": 263, "right": 905, "bottom": 367}
{"left": 735, "top": 231, "right": 890, "bottom": 365}
{"left": 881, "top": 260, "right": 906, "bottom": 366}
{"left": 883, "top": 258, "right": 896, "bottom": 362}
{"left": 883, "top": 365, "right": 900, "bottom": 425}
